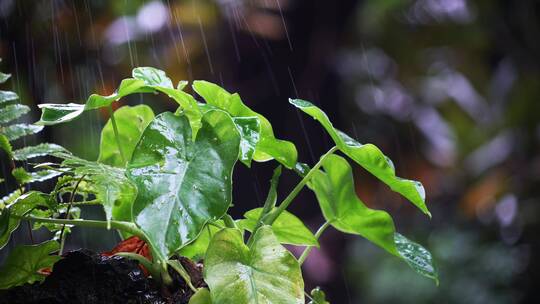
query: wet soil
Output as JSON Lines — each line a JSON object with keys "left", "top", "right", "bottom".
{"left": 0, "top": 250, "right": 205, "bottom": 304}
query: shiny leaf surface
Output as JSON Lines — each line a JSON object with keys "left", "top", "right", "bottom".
{"left": 193, "top": 80, "right": 297, "bottom": 168}
{"left": 12, "top": 143, "right": 68, "bottom": 161}
{"left": 2, "top": 123, "right": 43, "bottom": 141}
{"left": 290, "top": 99, "right": 430, "bottom": 216}
{"left": 98, "top": 105, "right": 154, "bottom": 167}
{"left": 0, "top": 90, "right": 18, "bottom": 104}
{"left": 37, "top": 103, "right": 85, "bottom": 125}
{"left": 127, "top": 111, "right": 240, "bottom": 259}
{"left": 0, "top": 240, "right": 60, "bottom": 289}
{"left": 309, "top": 287, "right": 329, "bottom": 304}
{"left": 204, "top": 226, "right": 304, "bottom": 304}
{"left": 0, "top": 104, "right": 29, "bottom": 124}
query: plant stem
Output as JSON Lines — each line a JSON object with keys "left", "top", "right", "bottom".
{"left": 107, "top": 105, "right": 126, "bottom": 164}
{"left": 298, "top": 221, "right": 330, "bottom": 265}
{"left": 59, "top": 174, "right": 86, "bottom": 255}
{"left": 263, "top": 146, "right": 338, "bottom": 225}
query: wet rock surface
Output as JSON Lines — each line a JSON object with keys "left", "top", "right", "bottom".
{"left": 0, "top": 250, "right": 205, "bottom": 304}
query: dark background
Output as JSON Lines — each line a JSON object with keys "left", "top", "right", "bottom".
{"left": 1, "top": 0, "right": 539, "bottom": 303}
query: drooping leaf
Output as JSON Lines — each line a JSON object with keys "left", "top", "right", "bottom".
{"left": 0, "top": 90, "right": 18, "bottom": 104}
{"left": 189, "top": 288, "right": 212, "bottom": 304}
{"left": 127, "top": 111, "right": 240, "bottom": 260}
{"left": 12, "top": 143, "right": 69, "bottom": 161}
{"left": 308, "top": 154, "right": 437, "bottom": 281}
{"left": 290, "top": 99, "right": 430, "bottom": 217}
{"left": 193, "top": 80, "right": 297, "bottom": 168}
{"left": 98, "top": 105, "right": 155, "bottom": 167}
{"left": 308, "top": 287, "right": 329, "bottom": 304}
{"left": 0, "top": 104, "right": 30, "bottom": 124}
{"left": 239, "top": 208, "right": 318, "bottom": 247}
{"left": 0, "top": 192, "right": 48, "bottom": 249}
{"left": 1, "top": 123, "right": 43, "bottom": 141}
{"left": 204, "top": 226, "right": 304, "bottom": 304}
{"left": 394, "top": 233, "right": 438, "bottom": 282}
{"left": 37, "top": 103, "right": 85, "bottom": 125}
{"left": 0, "top": 240, "right": 60, "bottom": 289}
{"left": 59, "top": 155, "right": 137, "bottom": 225}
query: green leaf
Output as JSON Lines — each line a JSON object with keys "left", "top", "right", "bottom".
{"left": 232, "top": 117, "right": 260, "bottom": 166}
{"left": 290, "top": 99, "right": 430, "bottom": 217}
{"left": 1, "top": 123, "right": 43, "bottom": 141}
{"left": 60, "top": 155, "right": 137, "bottom": 225}
{"left": 37, "top": 103, "right": 85, "bottom": 125}
{"left": 12, "top": 167, "right": 31, "bottom": 184}
{"left": 204, "top": 226, "right": 304, "bottom": 304}
{"left": 178, "top": 221, "right": 223, "bottom": 260}
{"left": 240, "top": 208, "right": 318, "bottom": 247}
{"left": 0, "top": 72, "right": 10, "bottom": 84}
{"left": 132, "top": 66, "right": 174, "bottom": 88}
{"left": 0, "top": 90, "right": 18, "bottom": 104}
{"left": 127, "top": 111, "right": 241, "bottom": 259}
{"left": 309, "top": 287, "right": 329, "bottom": 304}
{"left": 98, "top": 105, "right": 155, "bottom": 167}
{"left": 12, "top": 143, "right": 68, "bottom": 161}
{"left": 189, "top": 288, "right": 212, "bottom": 304}
{"left": 308, "top": 154, "right": 437, "bottom": 281}
{"left": 0, "top": 104, "right": 30, "bottom": 124}
{"left": 394, "top": 233, "right": 438, "bottom": 282}
{"left": 13, "top": 167, "right": 63, "bottom": 185}
{"left": 0, "top": 192, "right": 48, "bottom": 249}
{"left": 85, "top": 78, "right": 151, "bottom": 110}
{"left": 0, "top": 134, "right": 12, "bottom": 157}
{"left": 193, "top": 80, "right": 297, "bottom": 168}
{"left": 0, "top": 240, "right": 60, "bottom": 289}
{"left": 0, "top": 208, "right": 9, "bottom": 237}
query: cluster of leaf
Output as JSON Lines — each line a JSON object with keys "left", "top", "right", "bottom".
{"left": 0, "top": 66, "right": 437, "bottom": 303}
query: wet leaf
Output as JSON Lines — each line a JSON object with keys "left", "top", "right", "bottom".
{"left": 308, "top": 154, "right": 437, "bottom": 281}
{"left": 178, "top": 221, "right": 223, "bottom": 261}
{"left": 290, "top": 99, "right": 430, "bottom": 217}
{"left": 204, "top": 226, "right": 304, "bottom": 304}
{"left": 394, "top": 233, "right": 438, "bottom": 283}
{"left": 309, "top": 287, "right": 329, "bottom": 304}
{"left": 193, "top": 80, "right": 297, "bottom": 168}
{"left": 12, "top": 143, "right": 69, "bottom": 161}
{"left": 127, "top": 111, "right": 240, "bottom": 259}
{"left": 0, "top": 240, "right": 60, "bottom": 289}
{"left": 98, "top": 105, "right": 154, "bottom": 167}
{"left": 0, "top": 72, "right": 10, "bottom": 84}
{"left": 37, "top": 103, "right": 85, "bottom": 125}
{"left": 239, "top": 208, "right": 318, "bottom": 247}
{"left": 0, "top": 90, "right": 18, "bottom": 104}
{"left": 2, "top": 123, "right": 43, "bottom": 141}
{"left": 0, "top": 104, "right": 30, "bottom": 124}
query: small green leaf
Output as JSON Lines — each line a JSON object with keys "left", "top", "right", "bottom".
{"left": 309, "top": 287, "right": 329, "bottom": 304}
{"left": 232, "top": 117, "right": 260, "bottom": 166}
{"left": 12, "top": 167, "right": 32, "bottom": 184}
{"left": 127, "top": 110, "right": 240, "bottom": 259}
{"left": 12, "top": 143, "right": 69, "bottom": 161}
{"left": 0, "top": 240, "right": 60, "bottom": 289}
{"left": 0, "top": 134, "right": 13, "bottom": 157}
{"left": 290, "top": 99, "right": 430, "bottom": 217}
{"left": 0, "top": 72, "right": 10, "bottom": 84}
{"left": 37, "top": 103, "right": 85, "bottom": 125}
{"left": 308, "top": 154, "right": 437, "bottom": 281}
{"left": 0, "top": 90, "right": 18, "bottom": 104}
{"left": 193, "top": 80, "right": 297, "bottom": 168}
{"left": 240, "top": 208, "right": 318, "bottom": 247}
{"left": 0, "top": 104, "right": 30, "bottom": 124}
{"left": 0, "top": 192, "right": 48, "bottom": 249}
{"left": 394, "top": 233, "right": 438, "bottom": 282}
{"left": 98, "top": 105, "right": 155, "bottom": 167}
{"left": 2, "top": 123, "right": 43, "bottom": 141}
{"left": 204, "top": 226, "right": 304, "bottom": 304}
{"left": 189, "top": 288, "right": 212, "bottom": 304}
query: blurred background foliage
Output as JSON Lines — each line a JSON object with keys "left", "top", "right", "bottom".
{"left": 0, "top": 0, "right": 539, "bottom": 303}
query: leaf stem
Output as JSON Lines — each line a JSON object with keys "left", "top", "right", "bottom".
{"left": 107, "top": 105, "right": 126, "bottom": 164}
{"left": 263, "top": 146, "right": 338, "bottom": 225}
{"left": 298, "top": 221, "right": 330, "bottom": 265}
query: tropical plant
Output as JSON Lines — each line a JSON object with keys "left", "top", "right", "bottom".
{"left": 0, "top": 65, "right": 437, "bottom": 303}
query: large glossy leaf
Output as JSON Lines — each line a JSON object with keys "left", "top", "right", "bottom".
{"left": 2, "top": 123, "right": 43, "bottom": 141}
{"left": 127, "top": 111, "right": 240, "bottom": 260}
{"left": 0, "top": 192, "right": 48, "bottom": 249}
{"left": 37, "top": 103, "right": 85, "bottom": 125}
{"left": 12, "top": 143, "right": 68, "bottom": 161}
{"left": 60, "top": 155, "right": 137, "bottom": 225}
{"left": 308, "top": 154, "right": 437, "bottom": 281}
{"left": 0, "top": 104, "right": 29, "bottom": 124}
{"left": 98, "top": 105, "right": 154, "bottom": 167}
{"left": 0, "top": 240, "right": 60, "bottom": 289}
{"left": 204, "top": 226, "right": 304, "bottom": 304}
{"left": 239, "top": 208, "right": 318, "bottom": 247}
{"left": 193, "top": 80, "right": 297, "bottom": 168}
{"left": 290, "top": 99, "right": 430, "bottom": 217}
